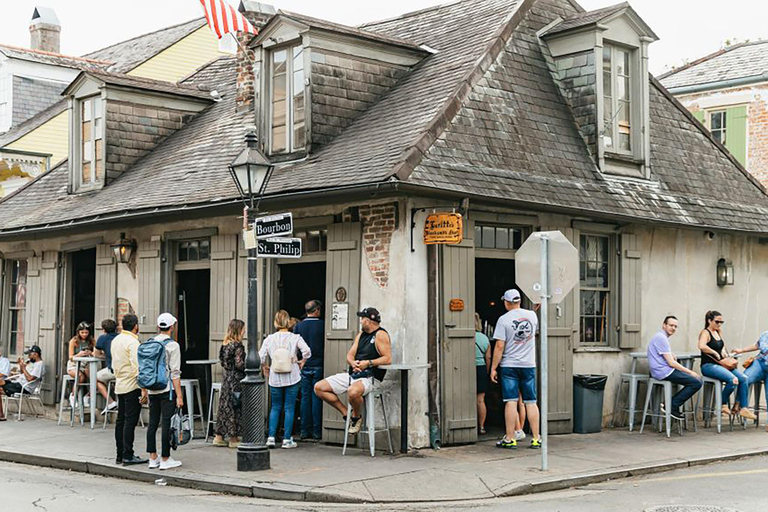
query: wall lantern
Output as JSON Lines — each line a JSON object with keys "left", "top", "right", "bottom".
{"left": 716, "top": 258, "right": 734, "bottom": 287}
{"left": 111, "top": 233, "right": 136, "bottom": 264}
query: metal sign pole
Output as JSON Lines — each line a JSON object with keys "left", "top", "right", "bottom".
{"left": 540, "top": 234, "right": 549, "bottom": 472}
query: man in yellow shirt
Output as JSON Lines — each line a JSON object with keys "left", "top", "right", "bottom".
{"left": 111, "top": 314, "right": 147, "bottom": 465}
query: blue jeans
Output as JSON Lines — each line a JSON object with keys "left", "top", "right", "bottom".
{"left": 268, "top": 382, "right": 300, "bottom": 440}
{"left": 300, "top": 366, "right": 324, "bottom": 439}
{"left": 663, "top": 369, "right": 702, "bottom": 414}
{"left": 701, "top": 363, "right": 749, "bottom": 407}
{"left": 744, "top": 359, "right": 768, "bottom": 406}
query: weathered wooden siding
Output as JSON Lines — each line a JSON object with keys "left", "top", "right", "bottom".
{"left": 5, "top": 110, "right": 69, "bottom": 167}
{"left": 94, "top": 244, "right": 117, "bottom": 325}
{"left": 209, "top": 234, "right": 238, "bottom": 381}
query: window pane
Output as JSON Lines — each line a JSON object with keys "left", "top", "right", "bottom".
{"left": 495, "top": 228, "right": 509, "bottom": 249}
{"left": 82, "top": 121, "right": 92, "bottom": 147}
{"left": 474, "top": 226, "right": 482, "bottom": 245}
{"left": 619, "top": 132, "right": 631, "bottom": 151}
{"left": 272, "top": 72, "right": 286, "bottom": 103}
{"left": 602, "top": 46, "right": 612, "bottom": 71}
{"left": 272, "top": 49, "right": 287, "bottom": 75}
{"left": 83, "top": 100, "right": 91, "bottom": 122}
{"left": 81, "top": 162, "right": 91, "bottom": 184}
{"left": 481, "top": 226, "right": 495, "bottom": 248}
{"left": 581, "top": 316, "right": 597, "bottom": 344}
{"left": 616, "top": 49, "right": 629, "bottom": 76}
{"left": 95, "top": 140, "right": 103, "bottom": 180}
{"left": 199, "top": 240, "right": 210, "bottom": 260}
{"left": 272, "top": 125, "right": 287, "bottom": 153}
{"left": 511, "top": 229, "right": 522, "bottom": 249}
{"left": 179, "top": 242, "right": 188, "bottom": 262}
{"left": 188, "top": 241, "right": 199, "bottom": 261}
{"left": 94, "top": 117, "right": 102, "bottom": 140}
{"left": 618, "top": 76, "right": 629, "bottom": 101}
{"left": 94, "top": 98, "right": 102, "bottom": 119}
{"left": 711, "top": 112, "right": 722, "bottom": 130}
{"left": 582, "top": 289, "right": 597, "bottom": 315}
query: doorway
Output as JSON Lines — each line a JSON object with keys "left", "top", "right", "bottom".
{"left": 278, "top": 262, "right": 326, "bottom": 320}
{"left": 176, "top": 269, "right": 211, "bottom": 380}
{"left": 474, "top": 257, "right": 516, "bottom": 435}
{"left": 70, "top": 248, "right": 96, "bottom": 334}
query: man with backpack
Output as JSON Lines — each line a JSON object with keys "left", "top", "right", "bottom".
{"left": 111, "top": 314, "right": 147, "bottom": 466}
{"left": 139, "top": 313, "right": 184, "bottom": 470}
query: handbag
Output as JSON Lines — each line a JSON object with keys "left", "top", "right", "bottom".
{"left": 231, "top": 391, "right": 242, "bottom": 409}
{"left": 169, "top": 408, "right": 192, "bottom": 450}
{"left": 743, "top": 356, "right": 757, "bottom": 369}
{"left": 719, "top": 356, "right": 738, "bottom": 371}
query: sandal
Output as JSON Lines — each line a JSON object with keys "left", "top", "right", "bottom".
{"left": 479, "top": 427, "right": 487, "bottom": 435}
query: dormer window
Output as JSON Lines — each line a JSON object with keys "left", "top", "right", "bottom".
{"left": 269, "top": 45, "right": 305, "bottom": 154}
{"left": 79, "top": 96, "right": 104, "bottom": 187}
{"left": 602, "top": 45, "right": 632, "bottom": 154}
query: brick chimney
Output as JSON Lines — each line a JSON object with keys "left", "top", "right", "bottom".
{"left": 236, "top": 1, "right": 276, "bottom": 112}
{"left": 29, "top": 6, "right": 61, "bottom": 53}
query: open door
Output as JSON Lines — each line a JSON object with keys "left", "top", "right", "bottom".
{"left": 322, "top": 222, "right": 361, "bottom": 443}
{"left": 439, "top": 231, "right": 477, "bottom": 445}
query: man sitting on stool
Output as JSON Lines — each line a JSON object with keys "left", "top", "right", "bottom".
{"left": 315, "top": 308, "right": 392, "bottom": 435}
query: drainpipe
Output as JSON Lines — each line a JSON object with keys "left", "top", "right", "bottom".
{"left": 665, "top": 72, "right": 768, "bottom": 95}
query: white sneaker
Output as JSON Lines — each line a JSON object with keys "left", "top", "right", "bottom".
{"left": 159, "top": 457, "right": 182, "bottom": 470}
{"left": 83, "top": 396, "right": 91, "bottom": 408}
{"left": 148, "top": 458, "right": 161, "bottom": 469}
{"left": 101, "top": 401, "right": 118, "bottom": 415}
{"left": 69, "top": 394, "right": 75, "bottom": 410}
{"left": 514, "top": 430, "right": 526, "bottom": 441}
{"left": 266, "top": 437, "right": 276, "bottom": 448}
{"left": 348, "top": 416, "right": 364, "bottom": 435}
{"left": 282, "top": 438, "right": 298, "bottom": 449}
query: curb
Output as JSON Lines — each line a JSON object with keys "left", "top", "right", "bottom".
{"left": 0, "top": 448, "right": 766, "bottom": 503}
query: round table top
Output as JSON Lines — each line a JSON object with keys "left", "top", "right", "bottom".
{"left": 380, "top": 363, "right": 431, "bottom": 370}
{"left": 73, "top": 356, "right": 105, "bottom": 362}
{"left": 187, "top": 359, "right": 219, "bottom": 365}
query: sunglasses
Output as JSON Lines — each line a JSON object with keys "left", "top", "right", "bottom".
{"left": 715, "top": 320, "right": 725, "bottom": 325}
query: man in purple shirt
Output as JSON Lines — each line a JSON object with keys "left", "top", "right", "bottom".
{"left": 647, "top": 315, "right": 702, "bottom": 420}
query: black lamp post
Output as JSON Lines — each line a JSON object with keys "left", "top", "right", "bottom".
{"left": 228, "top": 130, "right": 274, "bottom": 471}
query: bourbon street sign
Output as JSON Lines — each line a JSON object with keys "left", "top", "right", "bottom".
{"left": 254, "top": 212, "right": 293, "bottom": 239}
{"left": 257, "top": 237, "right": 302, "bottom": 258}
{"left": 423, "top": 213, "right": 463, "bottom": 245}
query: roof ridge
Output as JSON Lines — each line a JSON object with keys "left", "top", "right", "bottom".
{"left": 390, "top": 0, "right": 533, "bottom": 181}
{"left": 657, "top": 39, "right": 768, "bottom": 80}
{"left": 0, "top": 43, "right": 111, "bottom": 65}
{"left": 82, "top": 17, "right": 205, "bottom": 59}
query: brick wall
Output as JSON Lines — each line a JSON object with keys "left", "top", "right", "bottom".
{"left": 310, "top": 52, "right": 408, "bottom": 149}
{"left": 104, "top": 101, "right": 192, "bottom": 183}
{"left": 553, "top": 51, "right": 597, "bottom": 157}
{"left": 359, "top": 203, "right": 397, "bottom": 288}
{"left": 236, "top": 8, "right": 274, "bottom": 112}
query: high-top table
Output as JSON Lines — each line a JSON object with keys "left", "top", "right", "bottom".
{"left": 380, "top": 363, "right": 431, "bottom": 453}
{"left": 629, "top": 351, "right": 701, "bottom": 373}
{"left": 71, "top": 356, "right": 105, "bottom": 429}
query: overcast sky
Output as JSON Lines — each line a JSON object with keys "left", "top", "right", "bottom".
{"left": 4, "top": 0, "right": 765, "bottom": 75}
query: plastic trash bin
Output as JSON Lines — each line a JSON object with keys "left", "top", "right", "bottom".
{"left": 573, "top": 374, "right": 607, "bottom": 434}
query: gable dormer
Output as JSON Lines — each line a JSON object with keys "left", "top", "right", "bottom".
{"left": 250, "top": 12, "right": 430, "bottom": 160}
{"left": 63, "top": 70, "right": 212, "bottom": 193}
{"left": 542, "top": 2, "right": 658, "bottom": 179}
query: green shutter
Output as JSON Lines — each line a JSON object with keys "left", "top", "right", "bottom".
{"left": 725, "top": 105, "right": 748, "bottom": 166}
{"left": 692, "top": 110, "right": 705, "bottom": 124}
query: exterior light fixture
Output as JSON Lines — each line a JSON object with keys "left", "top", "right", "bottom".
{"left": 228, "top": 131, "right": 274, "bottom": 210}
{"left": 716, "top": 258, "right": 734, "bottom": 287}
{"left": 111, "top": 233, "right": 136, "bottom": 264}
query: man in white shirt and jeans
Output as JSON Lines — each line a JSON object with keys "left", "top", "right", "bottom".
{"left": 146, "top": 313, "right": 184, "bottom": 470}
{"left": 491, "top": 289, "right": 541, "bottom": 449}
{"left": 0, "top": 345, "right": 44, "bottom": 421}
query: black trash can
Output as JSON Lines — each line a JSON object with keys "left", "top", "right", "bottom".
{"left": 573, "top": 374, "right": 608, "bottom": 434}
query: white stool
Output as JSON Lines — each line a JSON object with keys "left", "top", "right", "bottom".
{"left": 342, "top": 389, "right": 394, "bottom": 457}
{"left": 748, "top": 380, "right": 766, "bottom": 428}
{"left": 611, "top": 373, "right": 650, "bottom": 431}
{"left": 58, "top": 375, "right": 85, "bottom": 426}
{"left": 205, "top": 382, "right": 222, "bottom": 442}
{"left": 639, "top": 379, "right": 688, "bottom": 437}
{"left": 101, "top": 380, "right": 145, "bottom": 429}
{"left": 181, "top": 379, "right": 205, "bottom": 439}
{"left": 701, "top": 376, "right": 744, "bottom": 433}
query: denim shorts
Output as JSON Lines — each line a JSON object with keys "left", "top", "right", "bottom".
{"left": 499, "top": 366, "right": 537, "bottom": 403}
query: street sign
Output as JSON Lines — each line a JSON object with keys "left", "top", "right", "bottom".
{"left": 424, "top": 213, "right": 463, "bottom": 245}
{"left": 515, "top": 231, "right": 578, "bottom": 304}
{"left": 257, "top": 237, "right": 302, "bottom": 258}
{"left": 254, "top": 212, "right": 293, "bottom": 239}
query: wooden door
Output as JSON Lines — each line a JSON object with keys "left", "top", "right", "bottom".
{"left": 94, "top": 244, "right": 117, "bottom": 325}
{"left": 137, "top": 240, "right": 162, "bottom": 338}
{"left": 322, "top": 222, "right": 361, "bottom": 443}
{"left": 440, "top": 235, "right": 477, "bottom": 445}
{"left": 209, "top": 235, "right": 238, "bottom": 381}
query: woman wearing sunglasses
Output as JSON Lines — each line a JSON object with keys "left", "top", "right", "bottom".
{"left": 698, "top": 310, "right": 756, "bottom": 420}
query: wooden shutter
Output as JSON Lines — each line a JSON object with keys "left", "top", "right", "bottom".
{"left": 236, "top": 237, "right": 248, "bottom": 335}
{"left": 322, "top": 222, "right": 362, "bottom": 443}
{"left": 725, "top": 105, "right": 748, "bottom": 166}
{"left": 619, "top": 233, "right": 642, "bottom": 349}
{"left": 94, "top": 244, "right": 117, "bottom": 325}
{"left": 439, "top": 232, "right": 477, "bottom": 445}
{"left": 24, "top": 256, "right": 42, "bottom": 355}
{"left": 38, "top": 251, "right": 59, "bottom": 404}
{"left": 209, "top": 235, "right": 237, "bottom": 381}
{"left": 541, "top": 227, "right": 577, "bottom": 434}
{"left": 137, "top": 241, "right": 162, "bottom": 337}
{"left": 692, "top": 110, "right": 705, "bottom": 124}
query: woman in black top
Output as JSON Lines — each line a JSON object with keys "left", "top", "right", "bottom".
{"left": 698, "top": 310, "right": 755, "bottom": 420}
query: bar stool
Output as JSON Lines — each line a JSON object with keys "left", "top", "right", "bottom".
{"left": 343, "top": 388, "right": 394, "bottom": 457}
{"left": 101, "top": 380, "right": 145, "bottom": 429}
{"left": 58, "top": 375, "right": 85, "bottom": 426}
{"left": 205, "top": 382, "right": 222, "bottom": 442}
{"left": 180, "top": 379, "right": 205, "bottom": 439}
{"left": 611, "top": 373, "right": 650, "bottom": 431}
{"left": 700, "top": 376, "right": 744, "bottom": 433}
{"left": 748, "top": 380, "right": 766, "bottom": 428}
{"left": 639, "top": 379, "right": 687, "bottom": 437}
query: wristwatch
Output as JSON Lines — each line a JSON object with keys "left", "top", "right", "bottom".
{"left": 368, "top": 360, "right": 374, "bottom": 368}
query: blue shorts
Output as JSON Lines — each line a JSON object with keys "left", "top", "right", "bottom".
{"left": 499, "top": 367, "right": 537, "bottom": 403}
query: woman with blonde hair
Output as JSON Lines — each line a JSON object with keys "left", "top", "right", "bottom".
{"left": 259, "top": 310, "right": 311, "bottom": 449}
{"left": 213, "top": 319, "right": 246, "bottom": 448}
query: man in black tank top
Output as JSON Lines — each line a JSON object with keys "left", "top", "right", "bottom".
{"left": 314, "top": 307, "right": 392, "bottom": 435}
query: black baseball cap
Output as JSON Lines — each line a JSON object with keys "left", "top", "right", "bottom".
{"left": 356, "top": 307, "right": 381, "bottom": 323}
{"left": 25, "top": 345, "right": 42, "bottom": 356}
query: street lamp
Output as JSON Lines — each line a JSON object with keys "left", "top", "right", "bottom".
{"left": 110, "top": 233, "right": 136, "bottom": 264}
{"left": 228, "top": 130, "right": 274, "bottom": 471}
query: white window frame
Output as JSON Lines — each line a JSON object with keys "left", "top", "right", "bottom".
{"left": 602, "top": 44, "right": 634, "bottom": 157}
{"left": 708, "top": 110, "right": 727, "bottom": 146}
{"left": 3, "top": 259, "right": 28, "bottom": 358}
{"left": 75, "top": 94, "right": 105, "bottom": 190}
{"left": 579, "top": 234, "right": 617, "bottom": 347}
{"left": 267, "top": 44, "right": 306, "bottom": 155}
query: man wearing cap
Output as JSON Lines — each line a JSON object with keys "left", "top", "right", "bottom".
{"left": 315, "top": 307, "right": 392, "bottom": 435}
{"left": 111, "top": 314, "right": 148, "bottom": 466}
{"left": 0, "top": 345, "right": 45, "bottom": 421}
{"left": 146, "top": 313, "right": 184, "bottom": 470}
{"left": 491, "top": 289, "right": 542, "bottom": 449}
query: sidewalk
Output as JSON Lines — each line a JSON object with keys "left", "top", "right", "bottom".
{"left": 1, "top": 416, "right": 767, "bottom": 503}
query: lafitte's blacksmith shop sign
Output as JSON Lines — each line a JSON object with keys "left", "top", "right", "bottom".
{"left": 424, "top": 213, "right": 463, "bottom": 245}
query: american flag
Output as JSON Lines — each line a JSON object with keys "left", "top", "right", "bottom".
{"left": 198, "top": 0, "right": 259, "bottom": 39}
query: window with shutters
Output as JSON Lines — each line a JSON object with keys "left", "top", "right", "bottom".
{"left": 602, "top": 45, "right": 633, "bottom": 155}
{"left": 579, "top": 234, "right": 618, "bottom": 346}
{"left": 3, "top": 259, "right": 27, "bottom": 357}
{"left": 268, "top": 45, "right": 306, "bottom": 155}
{"left": 75, "top": 95, "right": 104, "bottom": 190}
{"left": 702, "top": 105, "right": 748, "bottom": 166}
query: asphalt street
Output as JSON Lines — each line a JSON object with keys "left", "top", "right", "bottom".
{"left": 2, "top": 457, "right": 764, "bottom": 511}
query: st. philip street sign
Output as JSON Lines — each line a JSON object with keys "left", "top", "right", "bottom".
{"left": 255, "top": 212, "right": 293, "bottom": 239}
{"left": 257, "top": 237, "right": 302, "bottom": 258}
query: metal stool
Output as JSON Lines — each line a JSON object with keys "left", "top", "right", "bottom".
{"left": 639, "top": 379, "right": 688, "bottom": 437}
{"left": 101, "top": 380, "right": 145, "bottom": 429}
{"left": 342, "top": 388, "right": 394, "bottom": 457}
{"left": 700, "top": 376, "right": 744, "bottom": 433}
{"left": 205, "top": 382, "right": 222, "bottom": 442}
{"left": 58, "top": 375, "right": 85, "bottom": 426}
{"left": 180, "top": 379, "right": 205, "bottom": 439}
{"left": 611, "top": 373, "right": 649, "bottom": 431}
{"left": 749, "top": 380, "right": 766, "bottom": 428}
